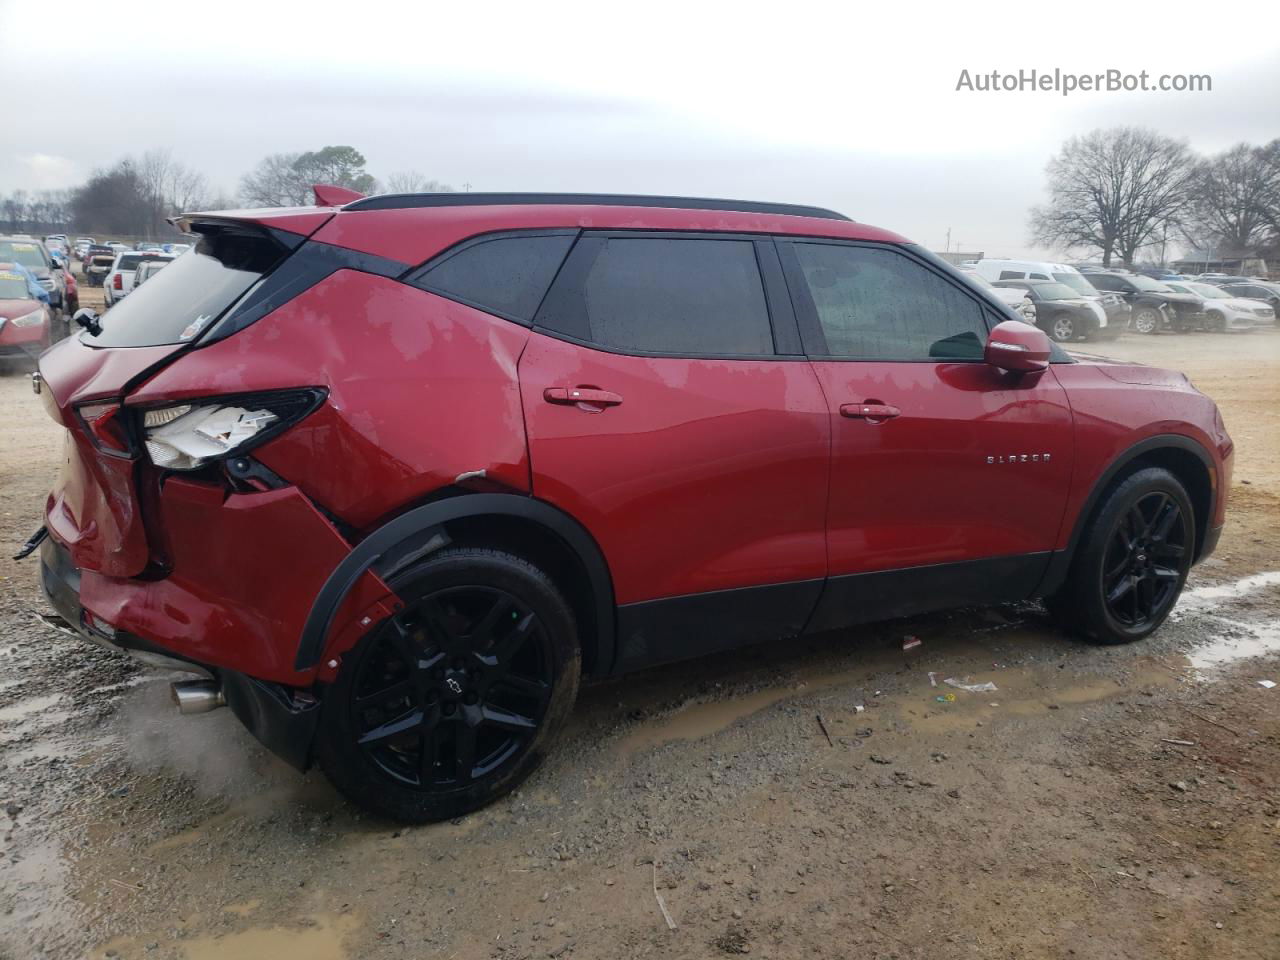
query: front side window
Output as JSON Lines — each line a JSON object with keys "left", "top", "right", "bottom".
{"left": 410, "top": 233, "right": 575, "bottom": 323}
{"left": 539, "top": 236, "right": 774, "bottom": 356}
{"left": 791, "top": 243, "right": 987, "bottom": 361}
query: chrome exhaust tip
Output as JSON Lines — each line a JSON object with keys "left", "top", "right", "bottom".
{"left": 171, "top": 680, "right": 225, "bottom": 715}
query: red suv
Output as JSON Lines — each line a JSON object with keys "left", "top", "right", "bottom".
{"left": 25, "top": 192, "right": 1232, "bottom": 822}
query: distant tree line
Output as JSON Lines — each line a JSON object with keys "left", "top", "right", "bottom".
{"left": 1031, "top": 128, "right": 1280, "bottom": 267}
{"left": 1, "top": 145, "right": 453, "bottom": 238}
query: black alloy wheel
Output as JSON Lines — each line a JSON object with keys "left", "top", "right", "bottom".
{"left": 351, "top": 585, "right": 553, "bottom": 788}
{"left": 317, "top": 547, "right": 580, "bottom": 822}
{"left": 1099, "top": 490, "right": 1188, "bottom": 629}
{"left": 1049, "top": 467, "right": 1195, "bottom": 645}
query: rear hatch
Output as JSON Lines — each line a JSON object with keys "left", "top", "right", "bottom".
{"left": 38, "top": 209, "right": 331, "bottom": 577}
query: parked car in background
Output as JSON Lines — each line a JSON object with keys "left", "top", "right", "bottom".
{"left": 28, "top": 191, "right": 1232, "bottom": 823}
{"left": 135, "top": 242, "right": 164, "bottom": 252}
{"left": 61, "top": 266, "right": 79, "bottom": 322}
{"left": 0, "top": 262, "right": 54, "bottom": 364}
{"left": 1212, "top": 279, "right": 1280, "bottom": 313}
{"left": 1086, "top": 272, "right": 1203, "bottom": 334}
{"left": 103, "top": 252, "right": 174, "bottom": 306}
{"left": 1163, "top": 281, "right": 1271, "bottom": 330}
{"left": 957, "top": 268, "right": 1037, "bottom": 324}
{"left": 0, "top": 235, "right": 67, "bottom": 320}
{"left": 992, "top": 279, "right": 1105, "bottom": 341}
{"left": 971, "top": 259, "right": 1123, "bottom": 334}
{"left": 107, "top": 241, "right": 129, "bottom": 254}
{"left": 81, "top": 244, "right": 116, "bottom": 286}
{"left": 133, "top": 258, "right": 170, "bottom": 289}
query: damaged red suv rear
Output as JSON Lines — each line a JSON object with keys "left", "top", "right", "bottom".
{"left": 25, "top": 191, "right": 1232, "bottom": 822}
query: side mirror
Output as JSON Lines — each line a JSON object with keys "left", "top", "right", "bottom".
{"left": 985, "top": 320, "right": 1050, "bottom": 373}
{"left": 73, "top": 308, "right": 102, "bottom": 337}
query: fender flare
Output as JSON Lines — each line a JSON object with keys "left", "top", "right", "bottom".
{"left": 1036, "top": 433, "right": 1216, "bottom": 597}
{"left": 295, "top": 494, "right": 616, "bottom": 672}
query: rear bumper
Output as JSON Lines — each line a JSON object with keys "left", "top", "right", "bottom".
{"left": 38, "top": 536, "right": 320, "bottom": 771}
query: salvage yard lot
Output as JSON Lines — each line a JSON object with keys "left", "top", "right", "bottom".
{"left": 1, "top": 314, "right": 1278, "bottom": 959}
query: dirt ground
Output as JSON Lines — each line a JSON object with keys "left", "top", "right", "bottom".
{"left": 1, "top": 287, "right": 1278, "bottom": 960}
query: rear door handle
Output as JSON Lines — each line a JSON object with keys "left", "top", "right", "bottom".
{"left": 543, "top": 387, "right": 623, "bottom": 408}
{"left": 840, "top": 402, "right": 900, "bottom": 420}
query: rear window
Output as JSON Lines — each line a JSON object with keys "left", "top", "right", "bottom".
{"left": 92, "top": 230, "right": 287, "bottom": 348}
{"left": 408, "top": 233, "right": 574, "bottom": 322}
{"left": 117, "top": 254, "right": 169, "bottom": 271}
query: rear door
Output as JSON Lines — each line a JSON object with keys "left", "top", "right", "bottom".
{"left": 775, "top": 240, "right": 1075, "bottom": 631}
{"left": 519, "top": 232, "right": 830, "bottom": 671}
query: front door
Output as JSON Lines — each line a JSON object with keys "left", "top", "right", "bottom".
{"left": 775, "top": 240, "right": 1075, "bottom": 631}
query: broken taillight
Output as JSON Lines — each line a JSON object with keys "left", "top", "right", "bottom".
{"left": 75, "top": 401, "right": 133, "bottom": 457}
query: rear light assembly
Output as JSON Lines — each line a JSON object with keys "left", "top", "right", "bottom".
{"left": 112, "top": 273, "right": 122, "bottom": 290}
{"left": 138, "top": 389, "right": 325, "bottom": 471}
{"left": 75, "top": 401, "right": 133, "bottom": 457}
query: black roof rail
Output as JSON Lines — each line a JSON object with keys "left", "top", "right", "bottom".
{"left": 341, "top": 192, "right": 852, "bottom": 222}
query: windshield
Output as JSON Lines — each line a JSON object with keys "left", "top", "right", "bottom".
{"left": 93, "top": 228, "right": 288, "bottom": 348}
{"left": 0, "top": 271, "right": 35, "bottom": 299}
{"left": 1129, "top": 275, "right": 1173, "bottom": 292}
{"left": 1031, "top": 282, "right": 1080, "bottom": 300}
{"left": 1052, "top": 272, "right": 1098, "bottom": 296}
{"left": 0, "top": 240, "right": 47, "bottom": 270}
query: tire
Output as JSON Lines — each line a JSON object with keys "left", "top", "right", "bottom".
{"left": 317, "top": 547, "right": 581, "bottom": 823}
{"left": 1206, "top": 311, "right": 1226, "bottom": 333}
{"left": 1132, "top": 307, "right": 1161, "bottom": 334}
{"left": 1047, "top": 313, "right": 1077, "bottom": 343}
{"left": 1051, "top": 467, "right": 1195, "bottom": 645}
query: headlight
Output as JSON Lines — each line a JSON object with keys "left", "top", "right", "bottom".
{"left": 143, "top": 405, "right": 278, "bottom": 471}
{"left": 138, "top": 389, "right": 326, "bottom": 471}
{"left": 9, "top": 309, "right": 45, "bottom": 328}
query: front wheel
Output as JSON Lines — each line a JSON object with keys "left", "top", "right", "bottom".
{"left": 1132, "top": 307, "right": 1161, "bottom": 334}
{"left": 1050, "top": 467, "right": 1194, "bottom": 644}
{"left": 1206, "top": 311, "right": 1226, "bottom": 333}
{"left": 317, "top": 547, "right": 581, "bottom": 823}
{"left": 1048, "top": 314, "right": 1077, "bottom": 342}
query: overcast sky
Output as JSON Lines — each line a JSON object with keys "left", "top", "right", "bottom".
{"left": 3, "top": 1, "right": 1277, "bottom": 258}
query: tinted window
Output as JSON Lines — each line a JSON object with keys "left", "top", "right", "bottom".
{"left": 93, "top": 230, "right": 287, "bottom": 348}
{"left": 412, "top": 234, "right": 574, "bottom": 322}
{"left": 998, "top": 270, "right": 1026, "bottom": 280}
{"left": 542, "top": 237, "right": 774, "bottom": 356}
{"left": 1089, "top": 275, "right": 1122, "bottom": 291}
{"left": 793, "top": 243, "right": 987, "bottom": 361}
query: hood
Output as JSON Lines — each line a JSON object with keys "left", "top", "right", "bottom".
{"left": 1066, "top": 350, "right": 1191, "bottom": 387}
{"left": 1224, "top": 297, "right": 1270, "bottom": 311}
{"left": 0, "top": 298, "right": 43, "bottom": 319}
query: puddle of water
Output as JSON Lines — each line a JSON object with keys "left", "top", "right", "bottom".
{"left": 1175, "top": 571, "right": 1280, "bottom": 671}
{"left": 0, "top": 692, "right": 62, "bottom": 724}
{"left": 177, "top": 912, "right": 360, "bottom": 960}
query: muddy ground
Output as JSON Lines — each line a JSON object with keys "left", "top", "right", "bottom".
{"left": 1, "top": 286, "right": 1278, "bottom": 960}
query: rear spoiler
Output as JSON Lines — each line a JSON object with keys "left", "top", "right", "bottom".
{"left": 312, "top": 184, "right": 365, "bottom": 206}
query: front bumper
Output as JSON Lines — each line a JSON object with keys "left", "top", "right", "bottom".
{"left": 38, "top": 536, "right": 321, "bottom": 771}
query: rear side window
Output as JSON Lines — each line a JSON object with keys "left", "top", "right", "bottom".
{"left": 92, "top": 230, "right": 287, "bottom": 348}
{"left": 998, "top": 270, "right": 1025, "bottom": 280}
{"left": 409, "top": 233, "right": 574, "bottom": 323}
{"left": 790, "top": 243, "right": 987, "bottom": 361}
{"left": 538, "top": 236, "right": 774, "bottom": 356}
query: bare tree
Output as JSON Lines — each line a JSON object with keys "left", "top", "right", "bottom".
{"left": 239, "top": 146, "right": 376, "bottom": 207}
{"left": 1185, "top": 143, "right": 1276, "bottom": 253}
{"left": 1030, "top": 127, "right": 1197, "bottom": 267}
{"left": 383, "top": 171, "right": 454, "bottom": 194}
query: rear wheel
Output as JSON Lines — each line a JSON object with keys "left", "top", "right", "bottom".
{"left": 1132, "top": 307, "right": 1161, "bottom": 334}
{"left": 317, "top": 547, "right": 580, "bottom": 823}
{"left": 1050, "top": 467, "right": 1194, "bottom": 644}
